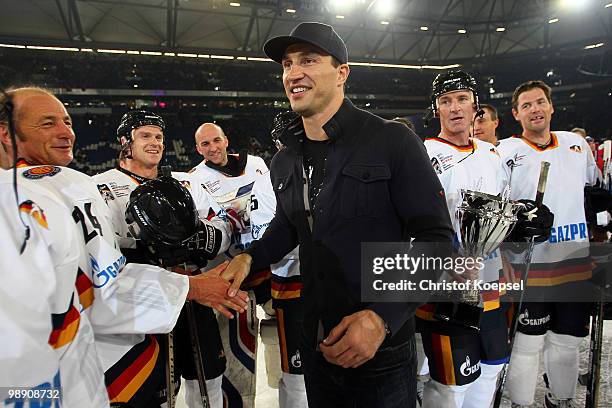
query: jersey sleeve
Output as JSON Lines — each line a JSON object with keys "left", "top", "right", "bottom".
{"left": 177, "top": 172, "right": 233, "bottom": 254}
{"left": 583, "top": 138, "right": 599, "bottom": 186}
{"left": 69, "top": 183, "right": 189, "bottom": 335}
{"left": 0, "top": 187, "right": 70, "bottom": 392}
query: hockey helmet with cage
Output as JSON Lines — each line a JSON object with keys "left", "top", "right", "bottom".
{"left": 430, "top": 70, "right": 480, "bottom": 115}
{"left": 125, "top": 176, "right": 199, "bottom": 246}
{"left": 116, "top": 110, "right": 165, "bottom": 146}
{"left": 270, "top": 110, "right": 299, "bottom": 150}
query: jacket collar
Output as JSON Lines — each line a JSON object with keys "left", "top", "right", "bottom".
{"left": 279, "top": 97, "right": 357, "bottom": 150}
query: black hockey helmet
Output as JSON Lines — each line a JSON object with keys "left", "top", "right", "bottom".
{"left": 430, "top": 70, "right": 480, "bottom": 114}
{"left": 125, "top": 176, "right": 199, "bottom": 246}
{"left": 270, "top": 110, "right": 299, "bottom": 150}
{"left": 116, "top": 110, "right": 165, "bottom": 145}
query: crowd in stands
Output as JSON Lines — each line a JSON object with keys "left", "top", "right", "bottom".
{"left": 1, "top": 48, "right": 610, "bottom": 174}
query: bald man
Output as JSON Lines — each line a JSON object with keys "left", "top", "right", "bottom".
{"left": 191, "top": 123, "right": 271, "bottom": 408}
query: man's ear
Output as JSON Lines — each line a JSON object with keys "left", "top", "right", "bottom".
{"left": 0, "top": 122, "right": 11, "bottom": 146}
{"left": 512, "top": 108, "right": 519, "bottom": 121}
{"left": 337, "top": 64, "right": 350, "bottom": 86}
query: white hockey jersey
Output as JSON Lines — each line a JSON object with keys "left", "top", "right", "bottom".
{"left": 0, "top": 169, "right": 75, "bottom": 407}
{"left": 12, "top": 164, "right": 189, "bottom": 405}
{"left": 497, "top": 131, "right": 598, "bottom": 286}
{"left": 423, "top": 137, "right": 506, "bottom": 312}
{"left": 250, "top": 172, "right": 301, "bottom": 300}
{"left": 190, "top": 155, "right": 268, "bottom": 258}
{"left": 91, "top": 167, "right": 231, "bottom": 402}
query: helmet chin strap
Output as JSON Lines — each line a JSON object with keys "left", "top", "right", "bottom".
{"left": 1, "top": 89, "right": 31, "bottom": 254}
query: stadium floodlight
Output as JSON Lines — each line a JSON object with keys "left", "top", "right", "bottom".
{"left": 373, "top": 0, "right": 394, "bottom": 16}
{"left": 177, "top": 53, "right": 198, "bottom": 58}
{"left": 496, "top": 27, "right": 506, "bottom": 32}
{"left": 98, "top": 49, "right": 126, "bottom": 54}
{"left": 210, "top": 55, "right": 234, "bottom": 59}
{"left": 80, "top": 48, "right": 94, "bottom": 52}
{"left": 286, "top": 8, "right": 296, "bottom": 13}
{"left": 548, "top": 18, "right": 559, "bottom": 23}
{"left": 457, "top": 29, "right": 467, "bottom": 34}
{"left": 141, "top": 51, "right": 162, "bottom": 55}
{"left": 127, "top": 50, "right": 140, "bottom": 55}
{"left": 560, "top": 0, "right": 591, "bottom": 9}
{"left": 606, "top": 2, "right": 612, "bottom": 7}
{"left": 198, "top": 54, "right": 210, "bottom": 58}
{"left": 329, "top": 0, "right": 356, "bottom": 12}
{"left": 27, "top": 45, "right": 79, "bottom": 52}
{"left": 420, "top": 26, "right": 428, "bottom": 31}
{"left": 248, "top": 57, "right": 274, "bottom": 62}
{"left": 0, "top": 43, "right": 25, "bottom": 49}
{"left": 584, "top": 42, "right": 604, "bottom": 49}
{"left": 336, "top": 15, "right": 345, "bottom": 19}
{"left": 380, "top": 20, "right": 390, "bottom": 25}
{"left": 229, "top": 2, "right": 240, "bottom": 6}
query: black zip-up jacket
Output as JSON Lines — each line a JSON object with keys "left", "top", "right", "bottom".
{"left": 247, "top": 98, "right": 453, "bottom": 349}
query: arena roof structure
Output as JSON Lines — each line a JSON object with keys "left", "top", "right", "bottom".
{"left": 0, "top": 0, "right": 609, "bottom": 67}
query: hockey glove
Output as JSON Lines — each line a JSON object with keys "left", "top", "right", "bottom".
{"left": 186, "top": 219, "right": 223, "bottom": 261}
{"left": 585, "top": 185, "right": 612, "bottom": 224}
{"left": 508, "top": 199, "right": 554, "bottom": 243}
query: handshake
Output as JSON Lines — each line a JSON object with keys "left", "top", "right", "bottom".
{"left": 186, "top": 261, "right": 250, "bottom": 319}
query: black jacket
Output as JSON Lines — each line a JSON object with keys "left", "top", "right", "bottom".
{"left": 247, "top": 98, "right": 453, "bottom": 348}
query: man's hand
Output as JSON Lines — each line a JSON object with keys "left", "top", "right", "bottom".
{"left": 508, "top": 199, "right": 554, "bottom": 243}
{"left": 220, "top": 253, "right": 252, "bottom": 297}
{"left": 501, "top": 253, "right": 517, "bottom": 285}
{"left": 187, "top": 261, "right": 249, "bottom": 318}
{"left": 318, "top": 310, "right": 386, "bottom": 368}
{"left": 448, "top": 257, "right": 479, "bottom": 283}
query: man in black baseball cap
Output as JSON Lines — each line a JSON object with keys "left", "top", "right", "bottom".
{"left": 263, "top": 22, "right": 348, "bottom": 65}
{"left": 222, "top": 21, "right": 454, "bottom": 408}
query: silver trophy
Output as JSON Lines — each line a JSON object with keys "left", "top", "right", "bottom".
{"left": 434, "top": 190, "right": 522, "bottom": 330}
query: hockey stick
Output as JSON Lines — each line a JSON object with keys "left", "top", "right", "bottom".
{"left": 166, "top": 331, "right": 176, "bottom": 408}
{"left": 585, "top": 140, "right": 611, "bottom": 407}
{"left": 185, "top": 298, "right": 211, "bottom": 408}
{"left": 493, "top": 160, "right": 551, "bottom": 408}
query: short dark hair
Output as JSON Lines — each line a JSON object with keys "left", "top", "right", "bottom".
{"left": 480, "top": 104, "right": 498, "bottom": 121}
{"left": 511, "top": 80, "right": 552, "bottom": 111}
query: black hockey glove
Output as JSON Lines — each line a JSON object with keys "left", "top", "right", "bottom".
{"left": 585, "top": 185, "right": 612, "bottom": 224}
{"left": 186, "top": 220, "right": 223, "bottom": 261}
{"left": 507, "top": 199, "right": 554, "bottom": 243}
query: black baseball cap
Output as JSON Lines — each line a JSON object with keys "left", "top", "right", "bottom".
{"left": 263, "top": 22, "right": 348, "bottom": 64}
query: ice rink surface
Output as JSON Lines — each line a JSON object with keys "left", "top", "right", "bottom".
{"left": 177, "top": 314, "right": 612, "bottom": 407}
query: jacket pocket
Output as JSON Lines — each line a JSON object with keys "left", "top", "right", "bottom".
{"left": 273, "top": 173, "right": 293, "bottom": 193}
{"left": 341, "top": 164, "right": 391, "bottom": 218}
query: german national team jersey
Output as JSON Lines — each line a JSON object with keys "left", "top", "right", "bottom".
{"left": 3, "top": 164, "right": 193, "bottom": 406}
{"left": 11, "top": 164, "right": 189, "bottom": 406}
{"left": 423, "top": 137, "right": 506, "bottom": 312}
{"left": 0, "top": 169, "right": 98, "bottom": 406}
{"left": 497, "top": 131, "right": 599, "bottom": 286}
{"left": 250, "top": 172, "right": 301, "bottom": 300}
{"left": 92, "top": 167, "right": 230, "bottom": 403}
